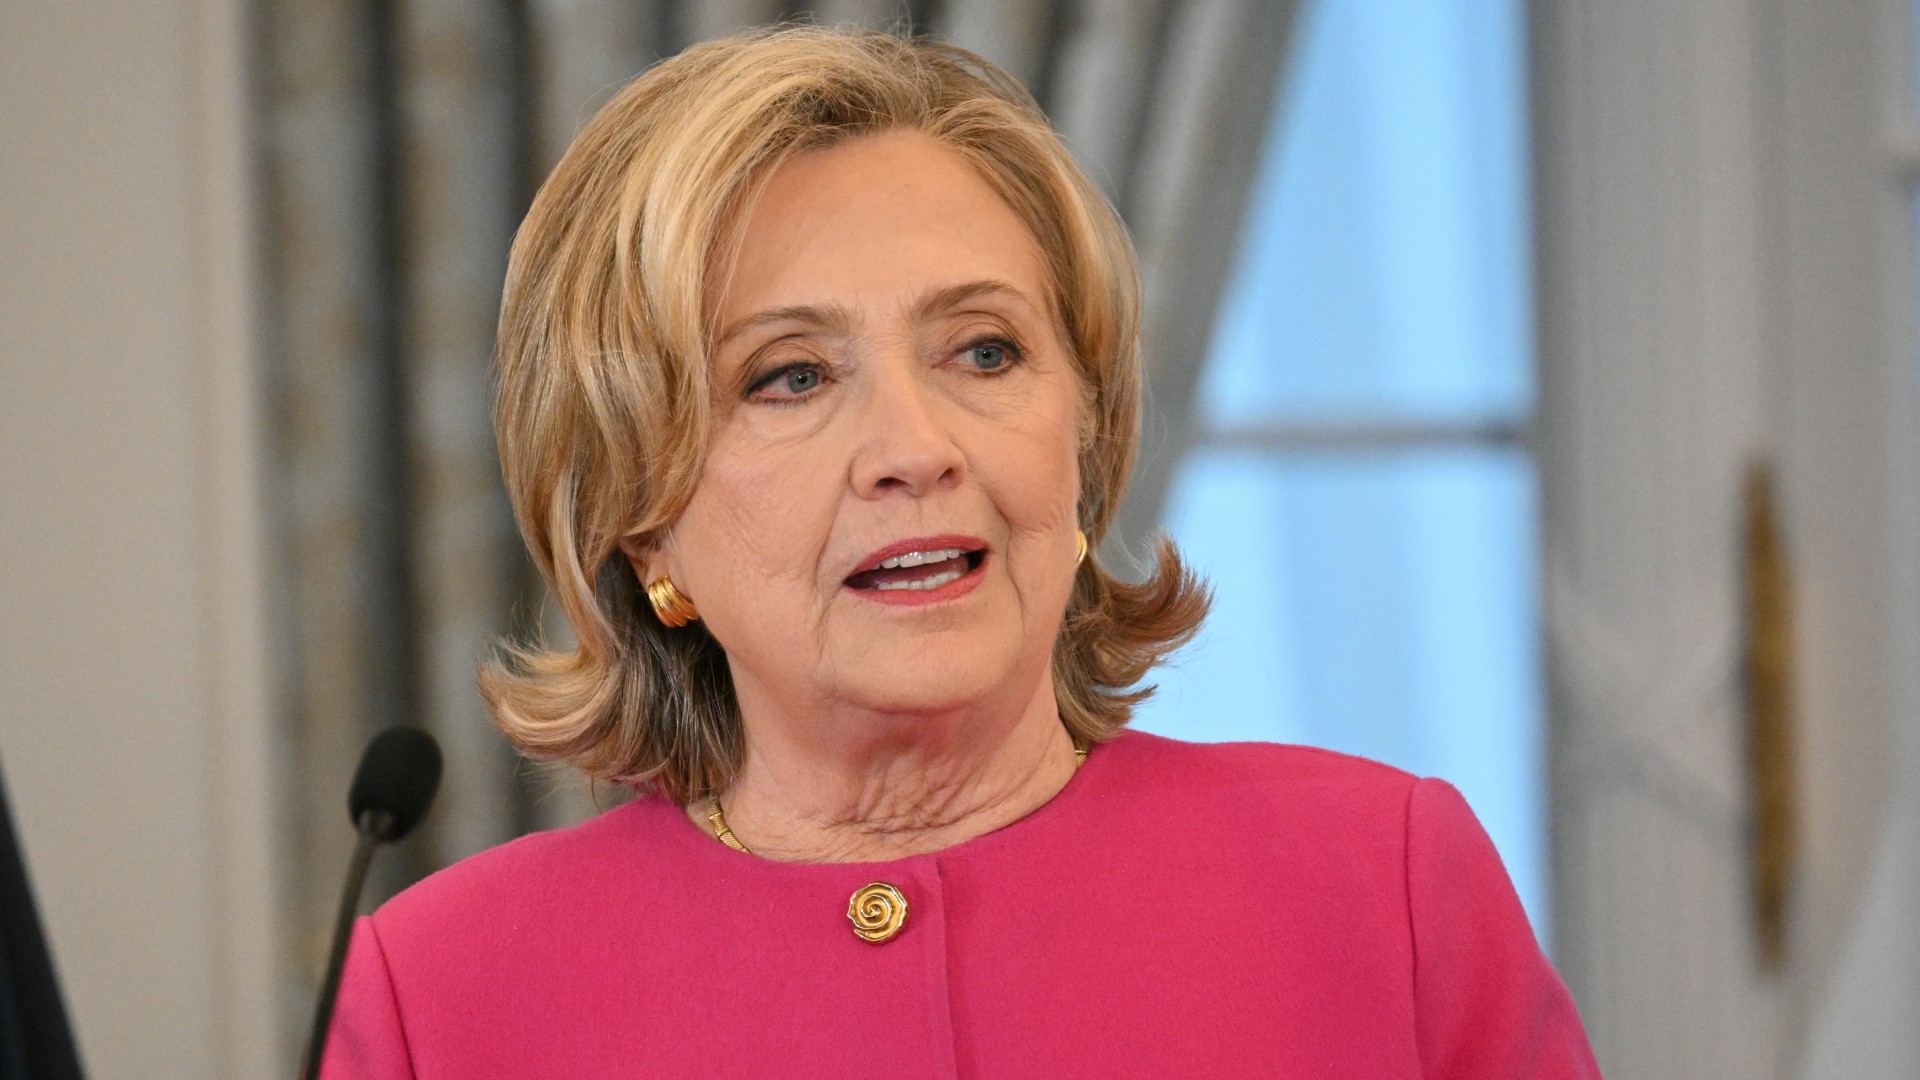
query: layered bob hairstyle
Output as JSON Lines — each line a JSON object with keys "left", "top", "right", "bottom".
{"left": 482, "top": 26, "right": 1209, "bottom": 802}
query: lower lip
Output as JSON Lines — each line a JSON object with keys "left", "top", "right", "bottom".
{"left": 847, "top": 556, "right": 988, "bottom": 607}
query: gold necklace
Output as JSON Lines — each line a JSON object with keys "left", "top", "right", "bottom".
{"left": 705, "top": 741, "right": 1090, "bottom": 856}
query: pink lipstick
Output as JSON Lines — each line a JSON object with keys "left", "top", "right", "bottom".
{"left": 844, "top": 535, "right": 987, "bottom": 606}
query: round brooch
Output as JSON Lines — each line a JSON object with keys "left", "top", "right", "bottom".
{"left": 847, "top": 882, "right": 908, "bottom": 943}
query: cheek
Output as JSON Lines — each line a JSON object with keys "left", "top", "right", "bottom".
{"left": 996, "top": 382, "right": 1083, "bottom": 524}
{"left": 669, "top": 442, "right": 840, "bottom": 613}
{"left": 964, "top": 383, "right": 1084, "bottom": 591}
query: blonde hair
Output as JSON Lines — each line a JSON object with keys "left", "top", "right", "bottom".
{"left": 483, "top": 26, "right": 1209, "bottom": 802}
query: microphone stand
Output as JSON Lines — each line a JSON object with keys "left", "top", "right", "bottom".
{"left": 299, "top": 808, "right": 395, "bottom": 1080}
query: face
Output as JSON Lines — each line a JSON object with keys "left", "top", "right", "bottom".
{"left": 639, "top": 131, "right": 1084, "bottom": 737}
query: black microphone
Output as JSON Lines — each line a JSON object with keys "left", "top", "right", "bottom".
{"left": 300, "top": 727, "right": 442, "bottom": 1080}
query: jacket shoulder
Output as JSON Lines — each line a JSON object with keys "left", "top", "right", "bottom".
{"left": 1106, "top": 728, "right": 1418, "bottom": 802}
{"left": 369, "top": 795, "right": 679, "bottom": 938}
{"left": 1094, "top": 730, "right": 1421, "bottom": 862}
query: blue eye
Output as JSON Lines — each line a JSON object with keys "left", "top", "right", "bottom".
{"left": 964, "top": 341, "right": 1013, "bottom": 371}
{"left": 748, "top": 363, "right": 824, "bottom": 401}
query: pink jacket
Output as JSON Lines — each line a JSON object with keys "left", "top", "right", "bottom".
{"left": 324, "top": 731, "right": 1599, "bottom": 1077}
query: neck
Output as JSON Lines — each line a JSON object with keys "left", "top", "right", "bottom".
{"left": 691, "top": 676, "right": 1080, "bottom": 862}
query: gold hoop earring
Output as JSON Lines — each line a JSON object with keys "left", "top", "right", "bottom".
{"left": 645, "top": 575, "right": 700, "bottom": 628}
{"left": 1074, "top": 529, "right": 1089, "bottom": 567}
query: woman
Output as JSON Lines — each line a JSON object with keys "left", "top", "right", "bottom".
{"left": 325, "top": 26, "right": 1598, "bottom": 1077}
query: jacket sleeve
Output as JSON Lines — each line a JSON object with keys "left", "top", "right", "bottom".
{"left": 319, "top": 917, "right": 417, "bottom": 1080}
{"left": 1407, "top": 777, "right": 1601, "bottom": 1079}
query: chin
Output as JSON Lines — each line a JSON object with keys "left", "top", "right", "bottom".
{"left": 846, "top": 673, "right": 1000, "bottom": 717}
{"left": 834, "top": 644, "right": 1024, "bottom": 718}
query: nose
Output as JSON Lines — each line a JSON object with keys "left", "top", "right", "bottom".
{"left": 848, "top": 362, "right": 965, "bottom": 499}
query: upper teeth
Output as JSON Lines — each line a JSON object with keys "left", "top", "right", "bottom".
{"left": 878, "top": 548, "right": 964, "bottom": 570}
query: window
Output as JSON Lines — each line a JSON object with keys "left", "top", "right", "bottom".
{"left": 1132, "top": 0, "right": 1547, "bottom": 930}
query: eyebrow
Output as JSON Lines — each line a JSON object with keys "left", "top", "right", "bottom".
{"left": 714, "top": 279, "right": 1034, "bottom": 349}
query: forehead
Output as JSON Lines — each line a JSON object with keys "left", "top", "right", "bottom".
{"left": 712, "top": 131, "right": 1053, "bottom": 329}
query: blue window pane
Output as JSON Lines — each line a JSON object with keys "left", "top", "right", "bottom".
{"left": 1199, "top": 0, "right": 1531, "bottom": 428}
{"left": 1133, "top": 448, "right": 1548, "bottom": 932}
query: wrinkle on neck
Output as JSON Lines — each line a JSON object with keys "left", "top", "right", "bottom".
{"left": 689, "top": 674, "right": 1079, "bottom": 862}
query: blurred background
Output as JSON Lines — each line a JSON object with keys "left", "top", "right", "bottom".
{"left": 3, "top": 0, "right": 1918, "bottom": 1075}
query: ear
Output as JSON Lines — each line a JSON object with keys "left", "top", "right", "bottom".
{"left": 616, "top": 533, "right": 672, "bottom": 585}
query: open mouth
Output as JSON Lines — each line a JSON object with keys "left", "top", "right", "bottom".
{"left": 844, "top": 545, "right": 987, "bottom": 593}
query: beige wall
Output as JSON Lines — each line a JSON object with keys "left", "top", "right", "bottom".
{"left": 0, "top": 1, "right": 276, "bottom": 1076}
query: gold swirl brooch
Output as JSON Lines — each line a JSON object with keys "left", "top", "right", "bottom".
{"left": 847, "top": 882, "right": 908, "bottom": 943}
